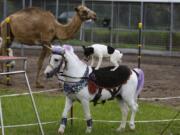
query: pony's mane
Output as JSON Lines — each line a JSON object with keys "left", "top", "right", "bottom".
{"left": 62, "top": 44, "right": 74, "bottom": 52}
{"left": 52, "top": 44, "right": 74, "bottom": 55}
{"left": 63, "top": 45, "right": 86, "bottom": 66}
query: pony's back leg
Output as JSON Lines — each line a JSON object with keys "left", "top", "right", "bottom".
{"left": 128, "top": 99, "right": 138, "bottom": 130}
{"left": 116, "top": 99, "right": 129, "bottom": 132}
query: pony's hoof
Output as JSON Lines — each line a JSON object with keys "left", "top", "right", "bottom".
{"left": 129, "top": 123, "right": 135, "bottom": 130}
{"left": 95, "top": 67, "right": 99, "bottom": 70}
{"left": 36, "top": 82, "right": 44, "bottom": 88}
{"left": 116, "top": 127, "right": 125, "bottom": 132}
{"left": 86, "top": 127, "right": 92, "bottom": 133}
{"left": 58, "top": 127, "right": 65, "bottom": 134}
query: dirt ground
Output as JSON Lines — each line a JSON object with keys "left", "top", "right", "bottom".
{"left": 0, "top": 48, "right": 180, "bottom": 107}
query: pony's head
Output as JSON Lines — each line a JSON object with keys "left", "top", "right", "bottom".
{"left": 44, "top": 45, "right": 75, "bottom": 78}
{"left": 44, "top": 46, "right": 65, "bottom": 78}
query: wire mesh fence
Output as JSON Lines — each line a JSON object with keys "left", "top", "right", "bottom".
{"left": 0, "top": 0, "right": 180, "bottom": 55}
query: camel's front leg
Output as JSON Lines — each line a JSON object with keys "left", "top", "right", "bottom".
{"left": 81, "top": 99, "right": 93, "bottom": 133}
{"left": 36, "top": 46, "right": 48, "bottom": 88}
{"left": 58, "top": 97, "right": 73, "bottom": 134}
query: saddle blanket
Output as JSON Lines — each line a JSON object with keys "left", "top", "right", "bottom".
{"left": 88, "top": 65, "right": 131, "bottom": 94}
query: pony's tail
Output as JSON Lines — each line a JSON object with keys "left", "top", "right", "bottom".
{"left": 133, "top": 68, "right": 144, "bottom": 97}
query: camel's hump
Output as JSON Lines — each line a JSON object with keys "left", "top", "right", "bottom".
{"left": 17, "top": 7, "right": 47, "bottom": 14}
{"left": 11, "top": 7, "right": 54, "bottom": 19}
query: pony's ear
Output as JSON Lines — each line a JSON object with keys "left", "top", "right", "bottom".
{"left": 51, "top": 45, "right": 65, "bottom": 55}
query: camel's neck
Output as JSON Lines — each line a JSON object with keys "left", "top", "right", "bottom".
{"left": 55, "top": 14, "right": 83, "bottom": 40}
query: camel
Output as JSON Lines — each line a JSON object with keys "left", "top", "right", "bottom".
{"left": 0, "top": 5, "right": 96, "bottom": 88}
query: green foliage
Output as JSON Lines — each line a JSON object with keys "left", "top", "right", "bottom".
{"left": 0, "top": 89, "right": 180, "bottom": 135}
{"left": 64, "top": 28, "right": 180, "bottom": 51}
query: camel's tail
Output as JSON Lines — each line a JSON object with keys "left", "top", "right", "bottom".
{"left": 0, "top": 17, "right": 13, "bottom": 55}
{"left": 133, "top": 68, "right": 144, "bottom": 97}
{"left": 0, "top": 24, "right": 1, "bottom": 37}
{"left": 0, "top": 25, "right": 2, "bottom": 55}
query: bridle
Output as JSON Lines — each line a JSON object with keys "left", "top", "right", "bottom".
{"left": 48, "top": 52, "right": 89, "bottom": 83}
{"left": 57, "top": 66, "right": 89, "bottom": 83}
{"left": 47, "top": 53, "right": 66, "bottom": 78}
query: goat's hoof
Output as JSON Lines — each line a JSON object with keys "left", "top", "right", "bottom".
{"left": 110, "top": 67, "right": 118, "bottom": 71}
{"left": 110, "top": 69, "right": 115, "bottom": 71}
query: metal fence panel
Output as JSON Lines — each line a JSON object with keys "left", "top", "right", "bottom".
{"left": 0, "top": 0, "right": 180, "bottom": 55}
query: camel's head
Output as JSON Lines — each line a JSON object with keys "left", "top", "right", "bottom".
{"left": 75, "top": 5, "right": 96, "bottom": 21}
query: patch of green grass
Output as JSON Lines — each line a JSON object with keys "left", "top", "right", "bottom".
{"left": 0, "top": 90, "right": 180, "bottom": 135}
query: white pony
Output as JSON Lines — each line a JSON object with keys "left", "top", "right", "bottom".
{"left": 44, "top": 45, "right": 144, "bottom": 134}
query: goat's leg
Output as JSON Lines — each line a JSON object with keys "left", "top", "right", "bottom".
{"left": 95, "top": 56, "right": 103, "bottom": 70}
{"left": 117, "top": 100, "right": 129, "bottom": 132}
{"left": 58, "top": 97, "right": 73, "bottom": 134}
{"left": 110, "top": 56, "right": 119, "bottom": 71}
{"left": 90, "top": 56, "right": 95, "bottom": 67}
{"left": 81, "top": 99, "right": 92, "bottom": 133}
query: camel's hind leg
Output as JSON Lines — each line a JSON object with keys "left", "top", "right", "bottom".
{"left": 116, "top": 99, "right": 129, "bottom": 132}
{"left": 36, "top": 46, "right": 48, "bottom": 88}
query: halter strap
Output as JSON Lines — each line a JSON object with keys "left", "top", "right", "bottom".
{"left": 62, "top": 66, "right": 89, "bottom": 94}
{"left": 57, "top": 66, "right": 89, "bottom": 83}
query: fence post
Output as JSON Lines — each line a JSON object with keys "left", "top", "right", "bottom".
{"left": 138, "top": 22, "right": 142, "bottom": 69}
{"left": 169, "top": 3, "right": 174, "bottom": 56}
{"left": 110, "top": 1, "right": 114, "bottom": 46}
{"left": 0, "top": 98, "right": 5, "bottom": 135}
